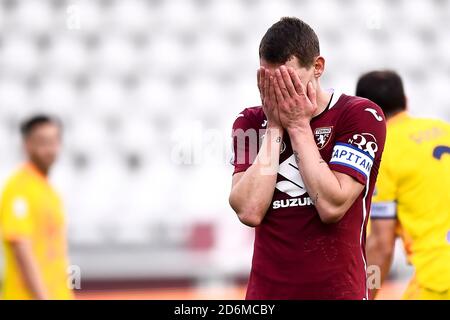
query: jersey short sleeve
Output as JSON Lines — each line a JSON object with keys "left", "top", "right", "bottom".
{"left": 329, "top": 100, "right": 387, "bottom": 186}
{"left": 0, "top": 182, "right": 34, "bottom": 240}
{"left": 231, "top": 109, "right": 262, "bottom": 175}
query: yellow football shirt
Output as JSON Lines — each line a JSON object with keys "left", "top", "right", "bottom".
{"left": 371, "top": 112, "right": 450, "bottom": 293}
{"left": 0, "top": 163, "right": 73, "bottom": 300}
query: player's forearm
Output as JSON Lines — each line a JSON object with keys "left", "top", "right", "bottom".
{"left": 366, "top": 235, "right": 394, "bottom": 299}
{"left": 367, "top": 240, "right": 393, "bottom": 283}
{"left": 230, "top": 125, "right": 283, "bottom": 227}
{"left": 287, "top": 125, "right": 350, "bottom": 223}
{"left": 11, "top": 240, "right": 48, "bottom": 300}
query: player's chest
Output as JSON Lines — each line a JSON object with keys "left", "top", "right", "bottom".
{"left": 278, "top": 122, "right": 337, "bottom": 164}
{"left": 267, "top": 121, "right": 337, "bottom": 201}
{"left": 30, "top": 186, "right": 65, "bottom": 236}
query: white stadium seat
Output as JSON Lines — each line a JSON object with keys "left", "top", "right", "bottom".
{"left": 44, "top": 36, "right": 89, "bottom": 78}
{"left": 0, "top": 36, "right": 40, "bottom": 78}
{"left": 12, "top": 0, "right": 54, "bottom": 35}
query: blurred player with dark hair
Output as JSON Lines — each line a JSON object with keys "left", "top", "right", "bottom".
{"left": 357, "top": 71, "right": 450, "bottom": 300}
{"left": 229, "top": 17, "right": 386, "bottom": 299}
{"left": 0, "top": 115, "right": 73, "bottom": 300}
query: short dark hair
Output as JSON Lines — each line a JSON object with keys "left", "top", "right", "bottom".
{"left": 259, "top": 17, "right": 320, "bottom": 67}
{"left": 356, "top": 70, "right": 406, "bottom": 117}
{"left": 20, "top": 114, "right": 61, "bottom": 138}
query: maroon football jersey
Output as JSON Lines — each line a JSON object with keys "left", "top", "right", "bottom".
{"left": 231, "top": 92, "right": 386, "bottom": 300}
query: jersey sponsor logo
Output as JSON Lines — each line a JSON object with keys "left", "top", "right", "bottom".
{"left": 275, "top": 154, "right": 307, "bottom": 197}
{"left": 314, "top": 126, "right": 333, "bottom": 149}
{"left": 348, "top": 133, "right": 379, "bottom": 158}
{"left": 330, "top": 143, "right": 374, "bottom": 180}
{"left": 272, "top": 197, "right": 314, "bottom": 209}
{"left": 364, "top": 108, "right": 383, "bottom": 122}
{"left": 370, "top": 201, "right": 397, "bottom": 219}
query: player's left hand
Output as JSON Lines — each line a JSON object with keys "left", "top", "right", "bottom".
{"left": 273, "top": 66, "right": 318, "bottom": 130}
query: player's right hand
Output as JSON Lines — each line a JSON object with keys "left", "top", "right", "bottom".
{"left": 257, "top": 67, "right": 282, "bottom": 129}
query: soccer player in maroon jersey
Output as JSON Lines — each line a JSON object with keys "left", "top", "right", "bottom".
{"left": 229, "top": 17, "right": 387, "bottom": 299}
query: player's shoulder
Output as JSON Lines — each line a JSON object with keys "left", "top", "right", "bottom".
{"left": 339, "top": 94, "right": 385, "bottom": 121}
{"left": 236, "top": 106, "right": 265, "bottom": 121}
{"left": 418, "top": 116, "right": 450, "bottom": 130}
{"left": 437, "top": 118, "right": 450, "bottom": 135}
{"left": 1, "top": 166, "right": 33, "bottom": 195}
{"left": 232, "top": 106, "right": 266, "bottom": 130}
{"left": 394, "top": 114, "right": 449, "bottom": 134}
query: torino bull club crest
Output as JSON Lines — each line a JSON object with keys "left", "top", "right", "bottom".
{"left": 314, "top": 127, "right": 333, "bottom": 149}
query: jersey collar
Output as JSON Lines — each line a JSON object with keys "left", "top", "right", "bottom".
{"left": 328, "top": 89, "right": 342, "bottom": 109}
{"left": 24, "top": 162, "right": 49, "bottom": 183}
{"left": 312, "top": 89, "right": 342, "bottom": 121}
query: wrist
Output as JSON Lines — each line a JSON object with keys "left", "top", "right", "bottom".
{"left": 265, "top": 125, "right": 284, "bottom": 142}
{"left": 267, "top": 121, "right": 283, "bottom": 130}
{"left": 287, "top": 122, "right": 311, "bottom": 136}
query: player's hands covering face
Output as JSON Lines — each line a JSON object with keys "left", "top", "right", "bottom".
{"left": 272, "top": 66, "right": 318, "bottom": 130}
{"left": 257, "top": 67, "right": 282, "bottom": 128}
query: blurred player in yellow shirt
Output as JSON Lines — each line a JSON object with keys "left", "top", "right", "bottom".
{"left": 0, "top": 115, "right": 73, "bottom": 300}
{"left": 356, "top": 71, "right": 450, "bottom": 300}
